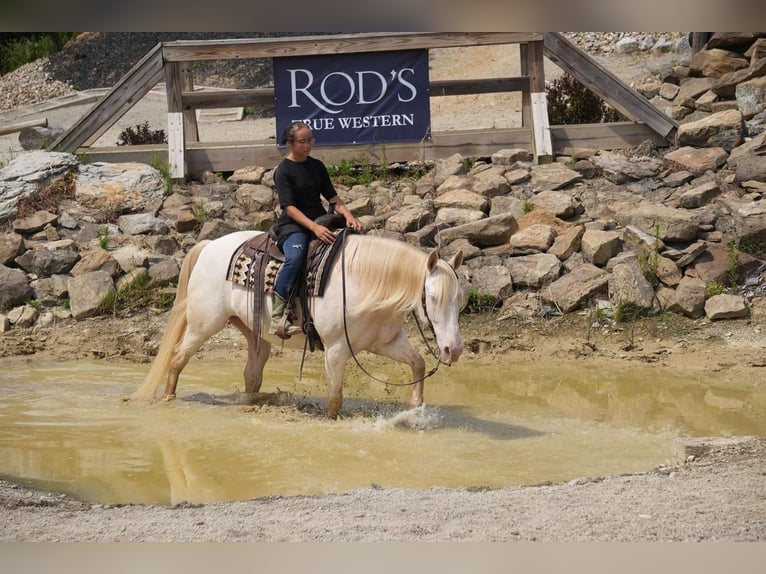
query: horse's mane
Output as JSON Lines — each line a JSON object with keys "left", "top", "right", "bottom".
{"left": 343, "top": 234, "right": 429, "bottom": 318}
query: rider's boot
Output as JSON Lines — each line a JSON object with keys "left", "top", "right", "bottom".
{"left": 269, "top": 294, "right": 302, "bottom": 339}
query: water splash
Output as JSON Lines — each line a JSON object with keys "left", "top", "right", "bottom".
{"left": 374, "top": 404, "right": 443, "bottom": 431}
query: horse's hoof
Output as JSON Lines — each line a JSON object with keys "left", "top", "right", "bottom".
{"left": 161, "top": 393, "right": 176, "bottom": 402}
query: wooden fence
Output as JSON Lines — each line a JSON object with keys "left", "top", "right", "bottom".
{"left": 51, "top": 32, "right": 677, "bottom": 177}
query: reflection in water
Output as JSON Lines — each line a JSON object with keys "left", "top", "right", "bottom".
{"left": 0, "top": 355, "right": 763, "bottom": 505}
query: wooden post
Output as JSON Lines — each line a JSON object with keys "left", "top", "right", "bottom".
{"left": 180, "top": 62, "right": 199, "bottom": 143}
{"left": 164, "top": 62, "right": 186, "bottom": 179}
{"left": 519, "top": 43, "right": 531, "bottom": 129}
{"left": 524, "top": 40, "right": 552, "bottom": 163}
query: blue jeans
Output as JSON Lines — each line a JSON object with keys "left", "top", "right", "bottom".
{"left": 274, "top": 231, "right": 309, "bottom": 300}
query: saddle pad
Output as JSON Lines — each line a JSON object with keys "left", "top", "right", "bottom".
{"left": 226, "top": 229, "right": 350, "bottom": 296}
{"left": 227, "top": 244, "right": 280, "bottom": 293}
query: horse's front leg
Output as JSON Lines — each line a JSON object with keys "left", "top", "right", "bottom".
{"left": 322, "top": 341, "right": 351, "bottom": 419}
{"left": 373, "top": 329, "right": 426, "bottom": 409}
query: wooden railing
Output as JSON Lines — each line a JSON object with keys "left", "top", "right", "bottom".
{"left": 51, "top": 32, "right": 677, "bottom": 177}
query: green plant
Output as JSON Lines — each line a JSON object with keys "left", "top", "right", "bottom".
{"left": 99, "top": 274, "right": 174, "bottom": 316}
{"left": 637, "top": 224, "right": 662, "bottom": 288}
{"left": 463, "top": 289, "right": 499, "bottom": 314}
{"left": 547, "top": 73, "right": 629, "bottom": 125}
{"left": 96, "top": 226, "right": 110, "bottom": 249}
{"left": 738, "top": 239, "right": 766, "bottom": 259}
{"left": 0, "top": 33, "right": 78, "bottom": 75}
{"left": 192, "top": 200, "right": 207, "bottom": 222}
{"left": 117, "top": 121, "right": 167, "bottom": 146}
{"left": 727, "top": 241, "right": 740, "bottom": 288}
{"left": 614, "top": 302, "right": 645, "bottom": 323}
{"left": 26, "top": 299, "right": 41, "bottom": 309}
{"left": 357, "top": 155, "right": 377, "bottom": 186}
{"left": 589, "top": 301, "right": 612, "bottom": 324}
{"left": 706, "top": 281, "right": 726, "bottom": 298}
{"left": 150, "top": 153, "right": 174, "bottom": 196}
{"left": 522, "top": 200, "right": 534, "bottom": 214}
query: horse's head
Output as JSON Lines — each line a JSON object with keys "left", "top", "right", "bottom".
{"left": 423, "top": 249, "right": 465, "bottom": 365}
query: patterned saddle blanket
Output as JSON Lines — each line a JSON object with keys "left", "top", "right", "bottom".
{"left": 226, "top": 230, "right": 345, "bottom": 297}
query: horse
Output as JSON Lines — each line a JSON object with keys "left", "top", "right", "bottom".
{"left": 127, "top": 229, "right": 465, "bottom": 419}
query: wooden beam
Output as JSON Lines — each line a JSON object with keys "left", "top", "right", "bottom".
{"left": 51, "top": 44, "right": 165, "bottom": 152}
{"left": 543, "top": 32, "right": 678, "bottom": 141}
{"left": 161, "top": 33, "right": 543, "bottom": 62}
{"left": 0, "top": 117, "right": 47, "bottom": 136}
{"left": 550, "top": 122, "right": 669, "bottom": 152}
{"left": 181, "top": 77, "right": 532, "bottom": 111}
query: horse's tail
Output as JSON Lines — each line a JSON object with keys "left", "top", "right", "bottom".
{"left": 126, "top": 240, "right": 210, "bottom": 402}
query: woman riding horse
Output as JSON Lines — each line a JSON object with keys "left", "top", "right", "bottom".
{"left": 271, "top": 122, "right": 365, "bottom": 338}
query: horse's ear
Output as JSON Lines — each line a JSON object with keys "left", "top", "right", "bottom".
{"left": 426, "top": 249, "right": 439, "bottom": 272}
{"left": 449, "top": 250, "right": 464, "bottom": 270}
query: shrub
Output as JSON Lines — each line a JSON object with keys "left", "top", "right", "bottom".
{"left": 117, "top": 122, "right": 167, "bottom": 146}
{"left": 546, "top": 73, "right": 628, "bottom": 125}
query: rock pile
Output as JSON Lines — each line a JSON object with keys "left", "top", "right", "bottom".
{"left": 1, "top": 32, "right": 766, "bottom": 334}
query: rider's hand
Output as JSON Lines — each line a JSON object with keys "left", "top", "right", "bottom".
{"left": 347, "top": 218, "right": 365, "bottom": 233}
{"left": 314, "top": 224, "right": 335, "bottom": 244}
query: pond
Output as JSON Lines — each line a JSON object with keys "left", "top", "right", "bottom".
{"left": 0, "top": 353, "right": 763, "bottom": 505}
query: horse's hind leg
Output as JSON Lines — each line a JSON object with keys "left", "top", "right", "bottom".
{"left": 230, "top": 317, "right": 271, "bottom": 393}
{"left": 163, "top": 322, "right": 226, "bottom": 400}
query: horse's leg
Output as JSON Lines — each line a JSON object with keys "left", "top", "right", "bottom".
{"left": 322, "top": 341, "right": 352, "bottom": 419}
{"left": 162, "top": 325, "right": 218, "bottom": 400}
{"left": 372, "top": 329, "right": 427, "bottom": 409}
{"left": 230, "top": 317, "right": 271, "bottom": 393}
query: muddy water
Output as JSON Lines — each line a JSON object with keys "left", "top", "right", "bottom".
{"left": 1, "top": 355, "right": 764, "bottom": 505}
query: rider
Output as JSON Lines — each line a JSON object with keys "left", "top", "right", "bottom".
{"left": 270, "top": 121, "right": 365, "bottom": 338}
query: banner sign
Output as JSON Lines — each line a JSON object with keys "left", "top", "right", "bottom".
{"left": 273, "top": 49, "right": 431, "bottom": 146}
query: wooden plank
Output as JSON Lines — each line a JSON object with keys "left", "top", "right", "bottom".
{"left": 183, "top": 88, "right": 273, "bottom": 110}
{"left": 543, "top": 32, "right": 678, "bottom": 141}
{"left": 429, "top": 77, "right": 530, "bottom": 97}
{"left": 0, "top": 117, "right": 47, "bottom": 136}
{"left": 161, "top": 32, "right": 542, "bottom": 62}
{"left": 182, "top": 77, "right": 531, "bottom": 111}
{"left": 51, "top": 44, "right": 165, "bottom": 152}
{"left": 79, "top": 123, "right": 666, "bottom": 173}
{"left": 550, "top": 122, "right": 670, "bottom": 152}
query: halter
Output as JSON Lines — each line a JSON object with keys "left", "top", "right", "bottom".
{"left": 338, "top": 230, "right": 451, "bottom": 388}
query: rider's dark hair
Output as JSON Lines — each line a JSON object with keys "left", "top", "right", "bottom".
{"left": 280, "top": 121, "right": 312, "bottom": 146}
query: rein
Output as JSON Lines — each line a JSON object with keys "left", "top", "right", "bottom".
{"left": 339, "top": 230, "right": 444, "bottom": 388}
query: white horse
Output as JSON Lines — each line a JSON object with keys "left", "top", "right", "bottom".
{"left": 128, "top": 230, "right": 464, "bottom": 419}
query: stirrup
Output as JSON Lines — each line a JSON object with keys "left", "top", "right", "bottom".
{"left": 275, "top": 315, "right": 302, "bottom": 339}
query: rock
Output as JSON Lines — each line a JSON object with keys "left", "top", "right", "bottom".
{"left": 705, "top": 294, "right": 749, "bottom": 320}
{"left": 18, "top": 126, "right": 66, "bottom": 150}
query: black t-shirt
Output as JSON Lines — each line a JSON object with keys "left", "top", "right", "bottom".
{"left": 273, "top": 156, "right": 338, "bottom": 247}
